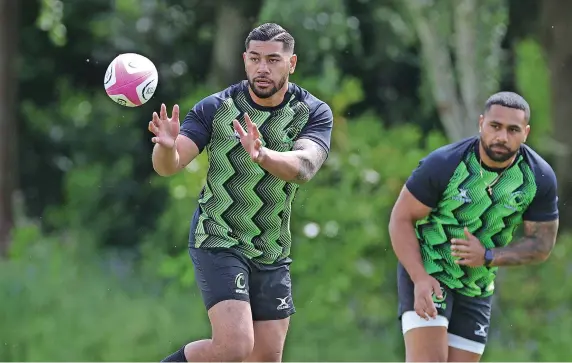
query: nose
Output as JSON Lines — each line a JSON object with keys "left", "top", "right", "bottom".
{"left": 256, "top": 60, "right": 270, "bottom": 74}
{"left": 496, "top": 129, "right": 508, "bottom": 143}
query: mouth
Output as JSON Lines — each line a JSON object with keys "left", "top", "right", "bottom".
{"left": 254, "top": 78, "right": 273, "bottom": 87}
{"left": 491, "top": 145, "right": 510, "bottom": 153}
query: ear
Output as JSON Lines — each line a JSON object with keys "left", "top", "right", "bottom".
{"left": 478, "top": 114, "right": 484, "bottom": 132}
{"left": 289, "top": 54, "right": 297, "bottom": 74}
{"left": 524, "top": 124, "right": 531, "bottom": 142}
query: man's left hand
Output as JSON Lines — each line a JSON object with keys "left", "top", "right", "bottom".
{"left": 233, "top": 113, "right": 264, "bottom": 163}
{"left": 451, "top": 227, "right": 486, "bottom": 267}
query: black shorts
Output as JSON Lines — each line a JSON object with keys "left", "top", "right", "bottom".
{"left": 189, "top": 246, "right": 296, "bottom": 321}
{"left": 397, "top": 263, "right": 492, "bottom": 355}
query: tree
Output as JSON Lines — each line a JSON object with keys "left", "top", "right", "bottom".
{"left": 0, "top": 0, "right": 19, "bottom": 256}
{"left": 207, "top": 0, "right": 263, "bottom": 88}
{"left": 403, "top": 0, "right": 508, "bottom": 141}
{"left": 540, "top": 0, "right": 572, "bottom": 222}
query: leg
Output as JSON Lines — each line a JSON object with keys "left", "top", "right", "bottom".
{"left": 162, "top": 247, "right": 254, "bottom": 362}
{"left": 447, "top": 346, "right": 482, "bottom": 362}
{"left": 246, "top": 318, "right": 290, "bottom": 362}
{"left": 397, "top": 263, "right": 453, "bottom": 362}
{"left": 447, "top": 293, "right": 493, "bottom": 362}
{"left": 247, "top": 261, "right": 295, "bottom": 362}
{"left": 402, "top": 313, "right": 449, "bottom": 362}
{"left": 184, "top": 300, "right": 254, "bottom": 362}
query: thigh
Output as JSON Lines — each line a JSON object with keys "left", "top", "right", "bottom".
{"left": 405, "top": 326, "right": 449, "bottom": 362}
{"left": 249, "top": 262, "right": 296, "bottom": 321}
{"left": 205, "top": 300, "right": 255, "bottom": 361}
{"left": 447, "top": 292, "right": 493, "bottom": 359}
{"left": 397, "top": 263, "right": 454, "bottom": 332}
{"left": 189, "top": 247, "right": 251, "bottom": 311}
{"left": 397, "top": 263, "right": 453, "bottom": 361}
{"left": 246, "top": 318, "right": 290, "bottom": 362}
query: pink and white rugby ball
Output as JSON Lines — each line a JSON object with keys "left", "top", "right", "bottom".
{"left": 104, "top": 53, "right": 158, "bottom": 107}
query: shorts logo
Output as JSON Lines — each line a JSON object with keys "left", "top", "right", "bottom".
{"left": 475, "top": 323, "right": 488, "bottom": 337}
{"left": 432, "top": 287, "right": 447, "bottom": 310}
{"left": 234, "top": 273, "right": 248, "bottom": 295}
{"left": 276, "top": 296, "right": 290, "bottom": 310}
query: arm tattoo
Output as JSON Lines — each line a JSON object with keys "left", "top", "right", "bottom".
{"left": 492, "top": 220, "right": 559, "bottom": 266}
{"left": 292, "top": 138, "right": 328, "bottom": 183}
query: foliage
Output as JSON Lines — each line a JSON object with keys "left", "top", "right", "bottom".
{"left": 514, "top": 38, "right": 552, "bottom": 151}
{"left": 5, "top": 0, "right": 569, "bottom": 362}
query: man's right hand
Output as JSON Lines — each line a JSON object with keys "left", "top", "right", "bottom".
{"left": 413, "top": 273, "right": 442, "bottom": 320}
{"left": 149, "top": 103, "right": 180, "bottom": 149}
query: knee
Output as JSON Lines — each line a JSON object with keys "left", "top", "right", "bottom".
{"left": 214, "top": 332, "right": 254, "bottom": 362}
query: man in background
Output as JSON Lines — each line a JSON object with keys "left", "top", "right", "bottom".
{"left": 389, "top": 92, "right": 559, "bottom": 362}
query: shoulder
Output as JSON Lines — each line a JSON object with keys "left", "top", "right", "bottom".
{"left": 289, "top": 83, "right": 332, "bottom": 117}
{"left": 405, "top": 137, "right": 477, "bottom": 208}
{"left": 520, "top": 144, "right": 558, "bottom": 188}
{"left": 519, "top": 144, "right": 559, "bottom": 221}
{"left": 420, "top": 136, "right": 477, "bottom": 167}
{"left": 192, "top": 83, "right": 239, "bottom": 116}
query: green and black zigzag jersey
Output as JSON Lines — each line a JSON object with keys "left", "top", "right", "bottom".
{"left": 405, "top": 136, "right": 558, "bottom": 297}
{"left": 179, "top": 81, "right": 333, "bottom": 264}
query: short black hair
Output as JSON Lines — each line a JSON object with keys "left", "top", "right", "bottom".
{"left": 245, "top": 23, "right": 295, "bottom": 53}
{"left": 484, "top": 91, "right": 531, "bottom": 121}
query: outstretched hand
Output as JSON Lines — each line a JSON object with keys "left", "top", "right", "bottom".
{"left": 148, "top": 103, "right": 180, "bottom": 149}
{"left": 233, "top": 113, "right": 263, "bottom": 162}
{"left": 451, "top": 227, "right": 486, "bottom": 267}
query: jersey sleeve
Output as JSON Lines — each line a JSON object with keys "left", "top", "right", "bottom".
{"left": 296, "top": 101, "right": 333, "bottom": 153}
{"left": 405, "top": 148, "right": 457, "bottom": 209}
{"left": 179, "top": 95, "right": 221, "bottom": 153}
{"left": 523, "top": 163, "right": 559, "bottom": 222}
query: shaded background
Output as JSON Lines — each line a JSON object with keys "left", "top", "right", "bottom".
{"left": 1, "top": 0, "right": 572, "bottom": 361}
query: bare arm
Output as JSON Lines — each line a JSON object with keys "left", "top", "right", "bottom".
{"left": 389, "top": 186, "right": 433, "bottom": 282}
{"left": 490, "top": 219, "right": 559, "bottom": 266}
{"left": 256, "top": 138, "right": 328, "bottom": 184}
{"left": 152, "top": 135, "right": 200, "bottom": 177}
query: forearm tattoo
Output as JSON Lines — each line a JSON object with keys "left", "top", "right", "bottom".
{"left": 492, "top": 220, "right": 559, "bottom": 266}
{"left": 292, "top": 139, "right": 328, "bottom": 183}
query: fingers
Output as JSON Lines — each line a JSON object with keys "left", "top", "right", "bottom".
{"left": 414, "top": 296, "right": 429, "bottom": 320}
{"left": 251, "top": 122, "right": 260, "bottom": 139}
{"left": 424, "top": 295, "right": 438, "bottom": 319}
{"left": 432, "top": 281, "right": 443, "bottom": 300}
{"left": 160, "top": 103, "right": 167, "bottom": 120}
{"left": 148, "top": 121, "right": 159, "bottom": 135}
{"left": 244, "top": 113, "right": 260, "bottom": 136}
{"left": 451, "top": 238, "right": 470, "bottom": 246}
{"left": 244, "top": 112, "right": 253, "bottom": 127}
{"left": 152, "top": 112, "right": 161, "bottom": 128}
{"left": 414, "top": 304, "right": 429, "bottom": 320}
{"left": 172, "top": 104, "right": 180, "bottom": 122}
{"left": 451, "top": 243, "right": 470, "bottom": 253}
{"left": 233, "top": 119, "right": 247, "bottom": 138}
{"left": 463, "top": 227, "right": 473, "bottom": 239}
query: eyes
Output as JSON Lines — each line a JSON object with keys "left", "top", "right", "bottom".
{"left": 249, "top": 57, "right": 280, "bottom": 64}
{"left": 489, "top": 123, "right": 521, "bottom": 134}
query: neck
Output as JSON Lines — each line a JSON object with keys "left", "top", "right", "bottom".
{"left": 248, "top": 81, "right": 289, "bottom": 107}
{"left": 478, "top": 142, "right": 517, "bottom": 170}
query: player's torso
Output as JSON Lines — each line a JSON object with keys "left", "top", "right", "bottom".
{"left": 195, "top": 84, "right": 314, "bottom": 263}
{"left": 417, "top": 151, "right": 538, "bottom": 295}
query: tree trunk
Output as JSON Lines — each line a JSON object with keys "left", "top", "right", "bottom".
{"left": 540, "top": 0, "right": 572, "bottom": 223}
{"left": 207, "top": 0, "right": 264, "bottom": 88}
{"left": 0, "top": 0, "right": 19, "bottom": 257}
{"left": 403, "top": 0, "right": 507, "bottom": 142}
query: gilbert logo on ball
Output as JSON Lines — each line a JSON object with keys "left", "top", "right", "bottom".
{"left": 104, "top": 53, "right": 158, "bottom": 107}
